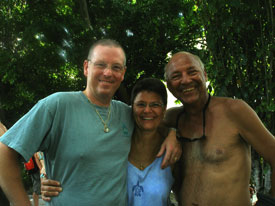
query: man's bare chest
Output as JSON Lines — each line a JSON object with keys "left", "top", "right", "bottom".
{"left": 181, "top": 138, "right": 234, "bottom": 166}
{"left": 178, "top": 119, "right": 242, "bottom": 165}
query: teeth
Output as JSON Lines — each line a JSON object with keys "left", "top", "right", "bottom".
{"left": 142, "top": 117, "right": 153, "bottom": 120}
{"left": 183, "top": 88, "right": 194, "bottom": 92}
{"left": 100, "top": 80, "right": 112, "bottom": 83}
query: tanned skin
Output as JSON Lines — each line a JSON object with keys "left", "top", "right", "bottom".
{"left": 164, "top": 52, "right": 275, "bottom": 206}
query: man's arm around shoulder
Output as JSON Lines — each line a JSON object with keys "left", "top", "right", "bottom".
{"left": 163, "top": 106, "right": 184, "bottom": 128}
{"left": 0, "top": 142, "right": 31, "bottom": 205}
{"left": 155, "top": 106, "right": 183, "bottom": 168}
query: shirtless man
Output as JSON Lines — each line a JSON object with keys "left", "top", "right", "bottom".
{"left": 164, "top": 51, "right": 275, "bottom": 206}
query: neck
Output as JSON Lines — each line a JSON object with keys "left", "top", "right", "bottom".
{"left": 131, "top": 128, "right": 162, "bottom": 155}
{"left": 184, "top": 92, "right": 209, "bottom": 115}
{"left": 134, "top": 128, "right": 158, "bottom": 143}
{"left": 129, "top": 128, "right": 163, "bottom": 170}
{"left": 83, "top": 90, "right": 111, "bottom": 107}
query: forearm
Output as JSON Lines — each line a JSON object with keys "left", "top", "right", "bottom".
{"left": 157, "top": 122, "right": 170, "bottom": 139}
{"left": 40, "top": 160, "right": 46, "bottom": 174}
{"left": 0, "top": 142, "right": 31, "bottom": 205}
{"left": 0, "top": 123, "right": 7, "bottom": 136}
{"left": 157, "top": 129, "right": 182, "bottom": 168}
{"left": 163, "top": 107, "right": 182, "bottom": 128}
{"left": 34, "top": 154, "right": 42, "bottom": 170}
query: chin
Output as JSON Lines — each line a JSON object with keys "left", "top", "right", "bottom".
{"left": 143, "top": 129, "right": 156, "bottom": 132}
{"left": 139, "top": 126, "right": 156, "bottom": 131}
{"left": 180, "top": 94, "right": 199, "bottom": 104}
{"left": 99, "top": 88, "right": 115, "bottom": 96}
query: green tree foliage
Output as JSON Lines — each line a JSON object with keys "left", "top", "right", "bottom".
{"left": 1, "top": 0, "right": 273, "bottom": 127}
{"left": 197, "top": 0, "right": 274, "bottom": 130}
{"left": 84, "top": 0, "right": 203, "bottom": 101}
{"left": 0, "top": 0, "right": 87, "bottom": 124}
{"left": 0, "top": 0, "right": 202, "bottom": 125}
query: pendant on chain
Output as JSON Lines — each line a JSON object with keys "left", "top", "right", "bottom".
{"left": 104, "top": 125, "right": 110, "bottom": 133}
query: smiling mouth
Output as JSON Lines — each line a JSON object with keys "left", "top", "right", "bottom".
{"left": 141, "top": 117, "right": 154, "bottom": 120}
{"left": 99, "top": 80, "right": 113, "bottom": 84}
{"left": 183, "top": 87, "right": 195, "bottom": 93}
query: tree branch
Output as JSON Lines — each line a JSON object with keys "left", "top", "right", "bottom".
{"left": 79, "top": 0, "right": 93, "bottom": 30}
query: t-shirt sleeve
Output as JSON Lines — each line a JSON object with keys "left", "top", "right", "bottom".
{"left": 0, "top": 99, "right": 53, "bottom": 161}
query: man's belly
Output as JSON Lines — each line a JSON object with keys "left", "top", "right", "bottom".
{"left": 179, "top": 166, "right": 251, "bottom": 206}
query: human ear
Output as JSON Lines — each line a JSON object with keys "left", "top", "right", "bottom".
{"left": 121, "top": 66, "right": 127, "bottom": 81}
{"left": 83, "top": 60, "right": 89, "bottom": 77}
{"left": 204, "top": 71, "right": 208, "bottom": 81}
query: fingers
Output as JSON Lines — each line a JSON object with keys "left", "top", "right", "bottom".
{"left": 41, "top": 179, "right": 62, "bottom": 201}
{"left": 161, "top": 148, "right": 180, "bottom": 168}
{"left": 42, "top": 194, "right": 52, "bottom": 202}
{"left": 158, "top": 127, "right": 183, "bottom": 168}
{"left": 171, "top": 153, "right": 180, "bottom": 163}
{"left": 41, "top": 189, "right": 60, "bottom": 200}
{"left": 156, "top": 144, "right": 165, "bottom": 158}
{"left": 41, "top": 186, "right": 62, "bottom": 201}
{"left": 160, "top": 141, "right": 182, "bottom": 169}
{"left": 172, "top": 141, "right": 182, "bottom": 161}
{"left": 161, "top": 150, "right": 171, "bottom": 169}
{"left": 41, "top": 178, "right": 61, "bottom": 187}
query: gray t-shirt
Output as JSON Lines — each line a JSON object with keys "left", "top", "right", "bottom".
{"left": 0, "top": 91, "right": 134, "bottom": 205}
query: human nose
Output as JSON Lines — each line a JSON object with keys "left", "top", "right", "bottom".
{"left": 143, "top": 104, "right": 153, "bottom": 112}
{"left": 180, "top": 73, "right": 191, "bottom": 84}
{"left": 103, "top": 65, "right": 113, "bottom": 76}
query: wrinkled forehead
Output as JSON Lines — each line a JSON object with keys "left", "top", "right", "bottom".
{"left": 168, "top": 53, "right": 201, "bottom": 70}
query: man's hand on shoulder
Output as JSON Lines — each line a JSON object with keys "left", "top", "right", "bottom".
{"left": 157, "top": 129, "right": 182, "bottom": 169}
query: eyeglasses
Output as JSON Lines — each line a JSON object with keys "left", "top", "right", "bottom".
{"left": 134, "top": 102, "right": 164, "bottom": 109}
{"left": 88, "top": 60, "right": 125, "bottom": 72}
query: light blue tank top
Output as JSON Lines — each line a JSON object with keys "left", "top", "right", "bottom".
{"left": 127, "top": 155, "right": 174, "bottom": 206}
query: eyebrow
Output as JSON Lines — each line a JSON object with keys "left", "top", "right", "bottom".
{"left": 186, "top": 66, "right": 197, "bottom": 70}
{"left": 134, "top": 101, "right": 162, "bottom": 103}
{"left": 93, "top": 59, "right": 124, "bottom": 64}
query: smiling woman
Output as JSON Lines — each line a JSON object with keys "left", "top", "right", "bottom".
{"left": 133, "top": 91, "right": 165, "bottom": 132}
{"left": 127, "top": 77, "right": 175, "bottom": 206}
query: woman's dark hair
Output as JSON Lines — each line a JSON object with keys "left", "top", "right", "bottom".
{"left": 131, "top": 78, "right": 167, "bottom": 106}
